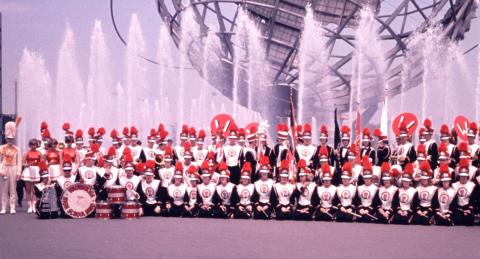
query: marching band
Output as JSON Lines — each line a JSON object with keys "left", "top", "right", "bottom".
{"left": 0, "top": 117, "right": 479, "bottom": 226}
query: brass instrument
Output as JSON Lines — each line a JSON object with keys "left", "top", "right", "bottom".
{"left": 154, "top": 153, "right": 165, "bottom": 167}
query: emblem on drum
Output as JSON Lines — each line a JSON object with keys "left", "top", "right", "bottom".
{"left": 61, "top": 183, "right": 96, "bottom": 218}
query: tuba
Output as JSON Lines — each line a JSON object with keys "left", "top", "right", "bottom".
{"left": 154, "top": 153, "right": 164, "bottom": 167}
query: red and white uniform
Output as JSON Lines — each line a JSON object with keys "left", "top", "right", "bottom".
{"left": 78, "top": 165, "right": 98, "bottom": 186}
{"left": 316, "top": 185, "right": 337, "bottom": 208}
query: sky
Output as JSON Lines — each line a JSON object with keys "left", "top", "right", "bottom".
{"left": 1, "top": 0, "right": 480, "bottom": 137}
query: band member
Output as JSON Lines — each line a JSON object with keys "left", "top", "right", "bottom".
{"left": 271, "top": 124, "right": 289, "bottom": 176}
{"left": 313, "top": 146, "right": 335, "bottom": 181}
{"left": 337, "top": 125, "right": 351, "bottom": 166}
{"left": 293, "top": 160, "right": 316, "bottom": 220}
{"left": 55, "top": 157, "right": 78, "bottom": 196}
{"left": 34, "top": 164, "right": 59, "bottom": 219}
{"left": 355, "top": 166, "right": 378, "bottom": 223}
{"left": 395, "top": 122, "right": 417, "bottom": 167}
{"left": 312, "top": 164, "right": 338, "bottom": 221}
{"left": 75, "top": 129, "right": 87, "bottom": 167}
{"left": 184, "top": 166, "right": 200, "bottom": 217}
{"left": 272, "top": 160, "right": 295, "bottom": 220}
{"left": 373, "top": 163, "right": 398, "bottom": 224}
{"left": 129, "top": 127, "right": 145, "bottom": 162}
{"left": 166, "top": 167, "right": 187, "bottom": 217}
{"left": 22, "top": 138, "right": 42, "bottom": 213}
{"left": 137, "top": 160, "right": 161, "bottom": 216}
{"left": 194, "top": 129, "right": 208, "bottom": 165}
{"left": 295, "top": 123, "right": 316, "bottom": 169}
{"left": 213, "top": 162, "right": 235, "bottom": 218}
{"left": 222, "top": 125, "right": 243, "bottom": 185}
{"left": 243, "top": 127, "right": 258, "bottom": 179}
{"left": 413, "top": 144, "right": 427, "bottom": 183}
{"left": 38, "top": 127, "right": 51, "bottom": 155}
{"left": 347, "top": 144, "right": 362, "bottom": 185}
{"left": 197, "top": 164, "right": 216, "bottom": 218}
{"left": 96, "top": 147, "right": 120, "bottom": 201}
{"left": 360, "top": 128, "right": 376, "bottom": 165}
{"left": 373, "top": 129, "right": 390, "bottom": 166}
{"left": 452, "top": 161, "right": 479, "bottom": 226}
{"left": 422, "top": 119, "right": 438, "bottom": 170}
{"left": 466, "top": 122, "right": 479, "bottom": 166}
{"left": 143, "top": 129, "right": 158, "bottom": 162}
{"left": 158, "top": 146, "right": 175, "bottom": 202}
{"left": 256, "top": 129, "right": 273, "bottom": 170}
{"left": 432, "top": 165, "right": 456, "bottom": 226}
{"left": 78, "top": 147, "right": 99, "bottom": 187}
{"left": 174, "top": 125, "right": 189, "bottom": 163}
{"left": 188, "top": 127, "right": 197, "bottom": 149}
{"left": 412, "top": 161, "right": 436, "bottom": 225}
{"left": 252, "top": 156, "right": 275, "bottom": 219}
{"left": 232, "top": 162, "right": 255, "bottom": 219}
{"left": 335, "top": 162, "right": 357, "bottom": 222}
{"left": 238, "top": 128, "right": 247, "bottom": 148}
{"left": 181, "top": 142, "right": 196, "bottom": 180}
{"left": 0, "top": 121, "right": 22, "bottom": 215}
{"left": 118, "top": 155, "right": 141, "bottom": 201}
{"left": 392, "top": 164, "right": 418, "bottom": 224}
{"left": 439, "top": 125, "right": 457, "bottom": 167}
{"left": 313, "top": 125, "right": 335, "bottom": 169}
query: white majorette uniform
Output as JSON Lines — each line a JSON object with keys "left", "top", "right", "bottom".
{"left": 21, "top": 150, "right": 42, "bottom": 182}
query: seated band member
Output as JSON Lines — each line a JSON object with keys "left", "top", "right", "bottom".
{"left": 312, "top": 164, "right": 338, "bottom": 221}
{"left": 197, "top": 163, "right": 216, "bottom": 218}
{"left": 232, "top": 162, "right": 255, "bottom": 219}
{"left": 392, "top": 163, "right": 419, "bottom": 225}
{"left": 184, "top": 166, "right": 200, "bottom": 218}
{"left": 213, "top": 162, "right": 235, "bottom": 219}
{"left": 293, "top": 159, "right": 316, "bottom": 221}
{"left": 335, "top": 162, "right": 357, "bottom": 222}
{"left": 252, "top": 156, "right": 275, "bottom": 220}
{"left": 158, "top": 146, "right": 175, "bottom": 204}
{"left": 412, "top": 161, "right": 436, "bottom": 225}
{"left": 137, "top": 160, "right": 161, "bottom": 217}
{"left": 432, "top": 165, "right": 456, "bottom": 226}
{"left": 165, "top": 163, "right": 187, "bottom": 217}
{"left": 355, "top": 160, "right": 378, "bottom": 223}
{"left": 452, "top": 159, "right": 479, "bottom": 226}
{"left": 373, "top": 163, "right": 398, "bottom": 224}
{"left": 34, "top": 162, "right": 59, "bottom": 219}
{"left": 273, "top": 160, "right": 295, "bottom": 220}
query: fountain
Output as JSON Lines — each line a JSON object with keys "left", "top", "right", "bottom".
{"left": 297, "top": 4, "right": 328, "bottom": 124}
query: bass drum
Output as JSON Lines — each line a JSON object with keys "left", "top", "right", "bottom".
{"left": 61, "top": 183, "right": 96, "bottom": 218}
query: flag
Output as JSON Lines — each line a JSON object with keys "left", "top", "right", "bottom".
{"left": 334, "top": 107, "right": 341, "bottom": 149}
{"left": 380, "top": 96, "right": 388, "bottom": 139}
{"left": 355, "top": 109, "right": 361, "bottom": 163}
{"left": 289, "top": 94, "right": 298, "bottom": 152}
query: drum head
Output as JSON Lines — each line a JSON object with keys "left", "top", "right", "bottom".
{"left": 61, "top": 183, "right": 96, "bottom": 218}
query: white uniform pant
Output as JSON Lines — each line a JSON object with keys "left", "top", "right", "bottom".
{"left": 1, "top": 165, "right": 17, "bottom": 211}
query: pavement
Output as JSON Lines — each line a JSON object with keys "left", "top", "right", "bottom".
{"left": 0, "top": 206, "right": 479, "bottom": 259}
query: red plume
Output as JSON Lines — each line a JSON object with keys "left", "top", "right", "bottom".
{"left": 75, "top": 129, "right": 83, "bottom": 138}
{"left": 183, "top": 141, "right": 192, "bottom": 152}
{"left": 440, "top": 124, "right": 449, "bottom": 135}
{"left": 373, "top": 128, "right": 382, "bottom": 138}
{"left": 242, "top": 162, "right": 252, "bottom": 173}
{"left": 380, "top": 162, "right": 390, "bottom": 172}
{"left": 88, "top": 127, "right": 95, "bottom": 137}
{"left": 62, "top": 122, "right": 70, "bottom": 131}
{"left": 122, "top": 127, "right": 129, "bottom": 136}
{"left": 423, "top": 119, "right": 432, "bottom": 130}
{"left": 145, "top": 160, "right": 155, "bottom": 169}
{"left": 320, "top": 125, "right": 328, "bottom": 135}
{"left": 417, "top": 144, "right": 426, "bottom": 154}
{"left": 130, "top": 126, "right": 138, "bottom": 135}
{"left": 97, "top": 127, "right": 106, "bottom": 136}
{"left": 341, "top": 125, "right": 350, "bottom": 134}
{"left": 198, "top": 129, "right": 206, "bottom": 139}
{"left": 110, "top": 129, "right": 119, "bottom": 139}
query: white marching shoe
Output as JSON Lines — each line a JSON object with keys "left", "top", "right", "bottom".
{"left": 0, "top": 209, "right": 6, "bottom": 215}
{"left": 27, "top": 201, "right": 33, "bottom": 213}
{"left": 10, "top": 209, "right": 16, "bottom": 214}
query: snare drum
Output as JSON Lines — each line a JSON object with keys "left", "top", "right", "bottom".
{"left": 107, "top": 185, "right": 126, "bottom": 204}
{"left": 95, "top": 201, "right": 112, "bottom": 220}
{"left": 121, "top": 201, "right": 140, "bottom": 219}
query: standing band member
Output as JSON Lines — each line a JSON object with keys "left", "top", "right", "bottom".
{"left": 0, "top": 121, "right": 22, "bottom": 215}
